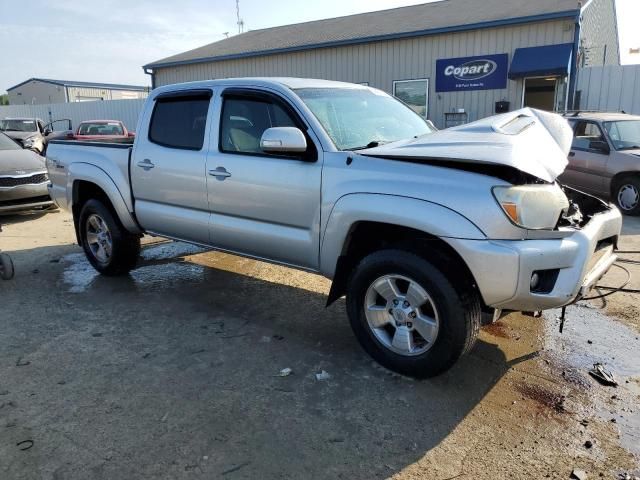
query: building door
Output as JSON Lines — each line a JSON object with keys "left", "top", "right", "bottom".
{"left": 522, "top": 77, "right": 557, "bottom": 111}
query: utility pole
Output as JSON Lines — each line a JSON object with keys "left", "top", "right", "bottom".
{"left": 236, "top": 0, "right": 244, "bottom": 34}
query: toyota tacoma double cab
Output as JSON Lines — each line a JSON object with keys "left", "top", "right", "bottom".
{"left": 46, "top": 78, "right": 622, "bottom": 377}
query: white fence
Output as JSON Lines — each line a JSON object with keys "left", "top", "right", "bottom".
{"left": 0, "top": 99, "right": 146, "bottom": 132}
{"left": 576, "top": 65, "right": 640, "bottom": 115}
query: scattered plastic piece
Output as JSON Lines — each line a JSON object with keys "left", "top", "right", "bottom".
{"left": 315, "top": 370, "right": 331, "bottom": 381}
{"left": 276, "top": 368, "right": 292, "bottom": 377}
{"left": 570, "top": 469, "right": 587, "bottom": 480}
{"left": 16, "top": 440, "right": 33, "bottom": 451}
{"left": 588, "top": 363, "right": 618, "bottom": 387}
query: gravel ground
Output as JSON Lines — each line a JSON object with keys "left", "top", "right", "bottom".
{"left": 0, "top": 210, "right": 639, "bottom": 480}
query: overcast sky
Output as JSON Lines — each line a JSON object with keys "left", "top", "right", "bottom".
{"left": 1, "top": 0, "right": 638, "bottom": 93}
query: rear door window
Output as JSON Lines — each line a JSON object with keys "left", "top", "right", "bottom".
{"left": 572, "top": 121, "right": 605, "bottom": 151}
{"left": 149, "top": 93, "right": 211, "bottom": 150}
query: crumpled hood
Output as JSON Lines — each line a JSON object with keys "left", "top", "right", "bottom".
{"left": 3, "top": 131, "right": 39, "bottom": 142}
{"left": 362, "top": 108, "right": 572, "bottom": 183}
{"left": 0, "top": 149, "right": 46, "bottom": 175}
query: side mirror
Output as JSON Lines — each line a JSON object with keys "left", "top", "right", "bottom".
{"left": 589, "top": 140, "right": 610, "bottom": 154}
{"left": 260, "top": 127, "right": 307, "bottom": 154}
{"left": 44, "top": 128, "right": 52, "bottom": 136}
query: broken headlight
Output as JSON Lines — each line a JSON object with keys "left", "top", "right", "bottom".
{"left": 492, "top": 184, "right": 569, "bottom": 230}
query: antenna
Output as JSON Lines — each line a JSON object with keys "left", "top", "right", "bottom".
{"left": 236, "top": 0, "right": 244, "bottom": 34}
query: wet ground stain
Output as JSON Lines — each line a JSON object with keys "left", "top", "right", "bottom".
{"left": 516, "top": 382, "right": 567, "bottom": 414}
{"left": 481, "top": 321, "right": 511, "bottom": 339}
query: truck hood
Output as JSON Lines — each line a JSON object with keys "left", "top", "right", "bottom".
{"left": 362, "top": 108, "right": 572, "bottom": 183}
{"left": 0, "top": 149, "right": 47, "bottom": 175}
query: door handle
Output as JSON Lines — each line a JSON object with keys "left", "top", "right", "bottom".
{"left": 568, "top": 151, "right": 575, "bottom": 157}
{"left": 209, "top": 167, "right": 232, "bottom": 180}
{"left": 137, "top": 159, "right": 155, "bottom": 170}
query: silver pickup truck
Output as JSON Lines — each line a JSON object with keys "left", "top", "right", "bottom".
{"left": 46, "top": 78, "right": 622, "bottom": 377}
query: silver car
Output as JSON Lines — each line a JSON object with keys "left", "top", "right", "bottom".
{"left": 560, "top": 112, "right": 640, "bottom": 215}
{"left": 0, "top": 132, "right": 53, "bottom": 214}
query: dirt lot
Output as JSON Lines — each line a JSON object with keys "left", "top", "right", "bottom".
{"left": 1, "top": 210, "right": 639, "bottom": 480}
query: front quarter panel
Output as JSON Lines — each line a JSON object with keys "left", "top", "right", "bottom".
{"left": 319, "top": 193, "right": 486, "bottom": 277}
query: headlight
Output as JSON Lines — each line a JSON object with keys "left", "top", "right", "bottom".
{"left": 492, "top": 184, "right": 569, "bottom": 230}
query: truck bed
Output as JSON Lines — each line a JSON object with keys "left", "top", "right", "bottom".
{"left": 46, "top": 140, "right": 134, "bottom": 213}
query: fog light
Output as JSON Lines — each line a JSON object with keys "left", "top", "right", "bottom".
{"left": 530, "top": 272, "right": 540, "bottom": 290}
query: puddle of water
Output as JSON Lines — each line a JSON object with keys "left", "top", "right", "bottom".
{"left": 140, "top": 241, "right": 205, "bottom": 261}
{"left": 129, "top": 262, "right": 204, "bottom": 287}
{"left": 62, "top": 253, "right": 99, "bottom": 293}
{"left": 62, "top": 243, "right": 206, "bottom": 293}
{"left": 544, "top": 304, "right": 640, "bottom": 457}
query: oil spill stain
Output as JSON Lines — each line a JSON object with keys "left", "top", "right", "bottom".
{"left": 482, "top": 321, "right": 511, "bottom": 339}
{"left": 516, "top": 383, "right": 566, "bottom": 414}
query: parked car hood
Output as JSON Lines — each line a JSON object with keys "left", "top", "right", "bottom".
{"left": 0, "top": 149, "right": 47, "bottom": 175}
{"left": 362, "top": 108, "right": 571, "bottom": 183}
{"left": 3, "top": 131, "right": 40, "bottom": 142}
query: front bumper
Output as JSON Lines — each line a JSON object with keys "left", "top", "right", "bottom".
{"left": 0, "top": 182, "right": 53, "bottom": 214}
{"left": 448, "top": 206, "right": 622, "bottom": 311}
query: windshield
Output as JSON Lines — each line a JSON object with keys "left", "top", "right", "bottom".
{"left": 603, "top": 120, "right": 640, "bottom": 151}
{"left": 295, "top": 87, "right": 434, "bottom": 150}
{"left": 0, "top": 119, "right": 37, "bottom": 133}
{"left": 0, "top": 132, "right": 21, "bottom": 151}
{"left": 78, "top": 122, "right": 124, "bottom": 136}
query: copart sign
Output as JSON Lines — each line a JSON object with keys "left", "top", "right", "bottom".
{"left": 436, "top": 54, "right": 508, "bottom": 92}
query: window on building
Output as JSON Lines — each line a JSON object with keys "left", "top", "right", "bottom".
{"left": 149, "top": 95, "right": 210, "bottom": 150}
{"left": 393, "top": 79, "right": 429, "bottom": 118}
{"left": 219, "top": 97, "right": 298, "bottom": 154}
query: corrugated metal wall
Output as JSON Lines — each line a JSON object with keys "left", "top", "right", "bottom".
{"left": 0, "top": 99, "right": 146, "bottom": 131}
{"left": 579, "top": 0, "right": 620, "bottom": 66}
{"left": 576, "top": 65, "right": 640, "bottom": 114}
{"left": 153, "top": 19, "right": 575, "bottom": 128}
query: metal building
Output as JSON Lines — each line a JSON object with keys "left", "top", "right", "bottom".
{"left": 7, "top": 78, "right": 149, "bottom": 106}
{"left": 144, "top": 0, "right": 619, "bottom": 128}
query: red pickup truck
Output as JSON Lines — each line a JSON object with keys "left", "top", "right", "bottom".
{"left": 74, "top": 120, "right": 134, "bottom": 142}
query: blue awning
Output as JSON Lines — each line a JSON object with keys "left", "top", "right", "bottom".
{"left": 508, "top": 43, "right": 573, "bottom": 80}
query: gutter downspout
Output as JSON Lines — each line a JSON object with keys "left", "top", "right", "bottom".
{"left": 568, "top": 10, "right": 582, "bottom": 110}
{"left": 143, "top": 67, "right": 155, "bottom": 90}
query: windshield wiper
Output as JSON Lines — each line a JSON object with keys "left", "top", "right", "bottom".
{"left": 619, "top": 145, "right": 640, "bottom": 151}
{"left": 346, "top": 140, "right": 387, "bottom": 151}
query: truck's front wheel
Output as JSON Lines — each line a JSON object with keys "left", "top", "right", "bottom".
{"left": 346, "top": 249, "right": 480, "bottom": 378}
{"left": 79, "top": 199, "right": 140, "bottom": 275}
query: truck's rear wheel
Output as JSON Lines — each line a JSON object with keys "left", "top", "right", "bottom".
{"left": 79, "top": 199, "right": 140, "bottom": 275}
{"left": 346, "top": 249, "right": 480, "bottom": 378}
{"left": 613, "top": 176, "right": 640, "bottom": 216}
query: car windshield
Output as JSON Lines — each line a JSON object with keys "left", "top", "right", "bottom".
{"left": 603, "top": 120, "right": 640, "bottom": 151}
{"left": 0, "top": 132, "right": 21, "bottom": 151}
{"left": 78, "top": 122, "right": 124, "bottom": 136}
{"left": 295, "top": 87, "right": 434, "bottom": 151}
{"left": 0, "top": 119, "right": 37, "bottom": 133}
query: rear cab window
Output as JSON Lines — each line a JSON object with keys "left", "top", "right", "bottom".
{"left": 149, "top": 90, "right": 212, "bottom": 150}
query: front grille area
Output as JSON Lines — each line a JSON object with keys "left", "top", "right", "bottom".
{"left": 0, "top": 195, "right": 51, "bottom": 207}
{"left": 0, "top": 173, "right": 48, "bottom": 187}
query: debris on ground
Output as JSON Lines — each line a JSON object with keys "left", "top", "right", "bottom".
{"left": 570, "top": 469, "right": 588, "bottom": 480}
{"left": 276, "top": 368, "right": 292, "bottom": 377}
{"left": 589, "top": 363, "right": 618, "bottom": 387}
{"left": 584, "top": 440, "right": 593, "bottom": 449}
{"left": 315, "top": 370, "right": 331, "bottom": 381}
{"left": 16, "top": 440, "right": 33, "bottom": 451}
{"left": 260, "top": 336, "right": 271, "bottom": 343}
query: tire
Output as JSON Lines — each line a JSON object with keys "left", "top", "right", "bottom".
{"left": 79, "top": 199, "right": 140, "bottom": 275}
{"left": 613, "top": 176, "right": 640, "bottom": 216}
{"left": 0, "top": 253, "right": 14, "bottom": 280}
{"left": 346, "top": 249, "right": 481, "bottom": 378}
